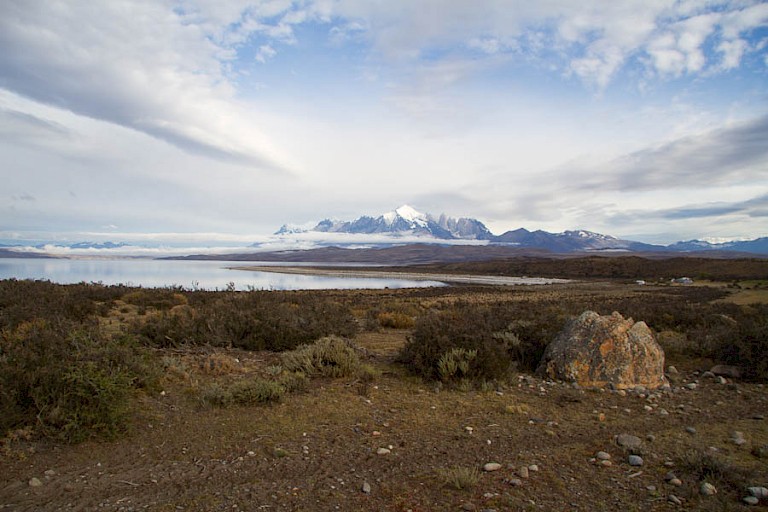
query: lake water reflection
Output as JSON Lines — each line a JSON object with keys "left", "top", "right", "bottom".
{"left": 0, "top": 258, "right": 446, "bottom": 291}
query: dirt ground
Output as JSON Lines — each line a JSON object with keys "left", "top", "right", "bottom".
{"left": 1, "top": 285, "right": 767, "bottom": 512}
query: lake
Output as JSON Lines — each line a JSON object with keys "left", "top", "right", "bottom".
{"left": 0, "top": 258, "right": 447, "bottom": 291}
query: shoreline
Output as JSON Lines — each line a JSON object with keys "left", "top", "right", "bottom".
{"left": 228, "top": 265, "right": 570, "bottom": 286}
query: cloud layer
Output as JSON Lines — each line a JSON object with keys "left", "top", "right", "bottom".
{"left": 1, "top": 0, "right": 767, "bottom": 245}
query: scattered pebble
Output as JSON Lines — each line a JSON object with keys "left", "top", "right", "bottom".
{"left": 376, "top": 447, "right": 391, "bottom": 455}
{"left": 685, "top": 383, "right": 697, "bottom": 390}
{"left": 628, "top": 455, "right": 643, "bottom": 467}
{"left": 646, "top": 434, "right": 656, "bottom": 442}
{"left": 518, "top": 466, "right": 529, "bottom": 478}
{"left": 596, "top": 451, "right": 611, "bottom": 461}
{"left": 461, "top": 502, "right": 477, "bottom": 511}
{"left": 667, "top": 366, "right": 678, "bottom": 375}
{"left": 616, "top": 434, "right": 642, "bottom": 450}
{"left": 748, "top": 487, "right": 768, "bottom": 499}
{"left": 700, "top": 482, "right": 717, "bottom": 496}
{"left": 685, "top": 426, "right": 697, "bottom": 435}
{"left": 732, "top": 431, "right": 746, "bottom": 446}
{"left": 483, "top": 462, "right": 502, "bottom": 472}
{"left": 361, "top": 482, "right": 371, "bottom": 494}
{"left": 668, "top": 494, "right": 682, "bottom": 506}
{"left": 528, "top": 464, "right": 539, "bottom": 472}
{"left": 28, "top": 478, "right": 42, "bottom": 488}
{"left": 507, "top": 478, "right": 523, "bottom": 486}
{"left": 44, "top": 470, "right": 56, "bottom": 477}
{"left": 744, "top": 496, "right": 759, "bottom": 506}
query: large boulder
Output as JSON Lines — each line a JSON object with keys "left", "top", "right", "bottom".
{"left": 537, "top": 311, "right": 667, "bottom": 390}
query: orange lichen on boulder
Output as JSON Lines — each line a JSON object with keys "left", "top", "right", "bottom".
{"left": 537, "top": 311, "right": 667, "bottom": 390}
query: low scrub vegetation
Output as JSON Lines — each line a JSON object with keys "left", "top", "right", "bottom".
{"left": 398, "top": 302, "right": 561, "bottom": 382}
{"left": 1, "top": 274, "right": 767, "bottom": 446}
{"left": 133, "top": 292, "right": 357, "bottom": 351}
{"left": 281, "top": 336, "right": 364, "bottom": 378}
{"left": 0, "top": 320, "right": 157, "bottom": 442}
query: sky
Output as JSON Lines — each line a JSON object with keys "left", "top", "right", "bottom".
{"left": 1, "top": 0, "right": 767, "bottom": 250}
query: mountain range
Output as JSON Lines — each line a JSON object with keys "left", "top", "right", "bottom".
{"left": 274, "top": 205, "right": 768, "bottom": 255}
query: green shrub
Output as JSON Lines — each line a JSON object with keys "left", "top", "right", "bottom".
{"left": 437, "top": 348, "right": 477, "bottom": 382}
{"left": 281, "top": 336, "right": 362, "bottom": 378}
{"left": 200, "top": 378, "right": 287, "bottom": 407}
{"left": 0, "top": 320, "right": 157, "bottom": 442}
{"left": 710, "top": 306, "right": 768, "bottom": 381}
{"left": 133, "top": 292, "right": 357, "bottom": 351}
{"left": 397, "top": 304, "right": 552, "bottom": 382}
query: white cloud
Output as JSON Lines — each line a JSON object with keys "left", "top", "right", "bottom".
{"left": 255, "top": 44, "right": 277, "bottom": 63}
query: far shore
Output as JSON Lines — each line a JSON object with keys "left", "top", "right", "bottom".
{"left": 229, "top": 265, "right": 570, "bottom": 286}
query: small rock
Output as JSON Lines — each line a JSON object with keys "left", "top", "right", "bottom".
{"left": 44, "top": 470, "right": 56, "bottom": 477}
{"left": 716, "top": 376, "right": 727, "bottom": 384}
{"left": 528, "top": 464, "right": 539, "bottom": 472}
{"left": 616, "top": 434, "right": 642, "bottom": 450}
{"left": 647, "top": 485, "right": 657, "bottom": 492}
{"left": 464, "top": 426, "right": 474, "bottom": 434}
{"left": 361, "top": 482, "right": 371, "bottom": 494}
{"left": 596, "top": 451, "right": 611, "bottom": 461}
{"left": 668, "top": 494, "right": 682, "bottom": 506}
{"left": 483, "top": 462, "right": 502, "bottom": 472}
{"left": 753, "top": 414, "right": 765, "bottom": 420}
{"left": 461, "top": 503, "right": 477, "bottom": 511}
{"left": 599, "top": 460, "right": 612, "bottom": 467}
{"left": 28, "top": 478, "right": 42, "bottom": 487}
{"left": 659, "top": 408, "right": 669, "bottom": 415}
{"left": 507, "top": 478, "right": 523, "bottom": 486}
{"left": 700, "top": 482, "right": 717, "bottom": 496}
{"left": 711, "top": 364, "right": 741, "bottom": 379}
{"left": 748, "top": 487, "right": 768, "bottom": 499}
{"left": 628, "top": 455, "right": 643, "bottom": 466}
{"left": 732, "top": 431, "right": 746, "bottom": 445}
{"left": 685, "top": 383, "right": 697, "bottom": 390}
{"left": 372, "top": 431, "right": 381, "bottom": 437}
{"left": 646, "top": 434, "right": 656, "bottom": 442}
{"left": 701, "top": 371, "right": 715, "bottom": 378}
{"left": 376, "top": 447, "right": 391, "bottom": 455}
{"left": 685, "top": 426, "right": 697, "bottom": 435}
{"left": 664, "top": 472, "right": 676, "bottom": 482}
{"left": 518, "top": 466, "right": 529, "bottom": 478}
{"left": 669, "top": 478, "right": 682, "bottom": 487}
{"left": 667, "top": 366, "right": 678, "bottom": 375}
{"left": 744, "top": 496, "right": 759, "bottom": 506}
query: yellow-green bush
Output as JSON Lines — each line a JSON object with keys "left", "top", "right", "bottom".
{"left": 281, "top": 336, "right": 362, "bottom": 378}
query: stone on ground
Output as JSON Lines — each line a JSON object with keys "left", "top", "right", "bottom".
{"left": 537, "top": 311, "right": 667, "bottom": 389}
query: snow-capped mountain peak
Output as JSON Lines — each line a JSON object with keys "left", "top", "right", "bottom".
{"left": 383, "top": 205, "right": 428, "bottom": 227}
{"left": 563, "top": 230, "right": 618, "bottom": 241}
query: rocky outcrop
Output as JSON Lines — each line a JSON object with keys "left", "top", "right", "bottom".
{"left": 537, "top": 311, "right": 667, "bottom": 390}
